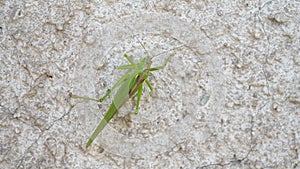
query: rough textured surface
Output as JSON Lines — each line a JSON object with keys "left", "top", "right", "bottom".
{"left": 0, "top": 1, "right": 299, "bottom": 168}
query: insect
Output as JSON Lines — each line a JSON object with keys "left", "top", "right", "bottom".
{"left": 71, "top": 39, "right": 181, "bottom": 148}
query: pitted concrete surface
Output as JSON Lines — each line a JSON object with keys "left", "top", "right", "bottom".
{"left": 0, "top": 1, "right": 299, "bottom": 168}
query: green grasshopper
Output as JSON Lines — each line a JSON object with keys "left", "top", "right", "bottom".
{"left": 72, "top": 41, "right": 180, "bottom": 148}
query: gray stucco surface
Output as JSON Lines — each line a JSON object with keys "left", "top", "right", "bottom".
{"left": 0, "top": 1, "right": 299, "bottom": 168}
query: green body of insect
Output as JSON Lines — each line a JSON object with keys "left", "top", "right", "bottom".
{"left": 72, "top": 53, "right": 173, "bottom": 148}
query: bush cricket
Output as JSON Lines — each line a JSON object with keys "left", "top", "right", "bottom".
{"left": 71, "top": 39, "right": 182, "bottom": 148}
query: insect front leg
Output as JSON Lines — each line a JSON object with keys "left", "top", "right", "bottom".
{"left": 117, "top": 54, "right": 136, "bottom": 70}
{"left": 149, "top": 55, "right": 173, "bottom": 71}
{"left": 124, "top": 54, "right": 135, "bottom": 65}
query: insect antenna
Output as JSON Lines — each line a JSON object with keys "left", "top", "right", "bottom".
{"left": 135, "top": 37, "right": 152, "bottom": 58}
{"left": 153, "top": 44, "right": 185, "bottom": 58}
{"left": 150, "top": 35, "right": 186, "bottom": 60}
{"left": 136, "top": 36, "right": 185, "bottom": 61}
{"left": 125, "top": 25, "right": 185, "bottom": 62}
